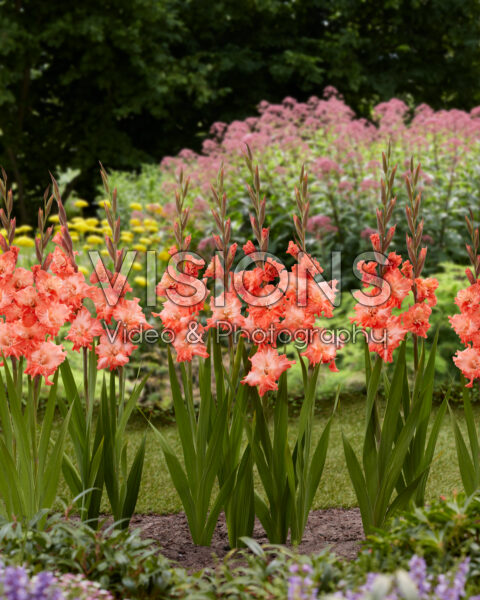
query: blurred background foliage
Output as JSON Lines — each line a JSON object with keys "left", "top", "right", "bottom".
{"left": 1, "top": 0, "right": 480, "bottom": 218}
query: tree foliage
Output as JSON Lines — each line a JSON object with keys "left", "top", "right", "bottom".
{"left": 1, "top": 0, "right": 480, "bottom": 218}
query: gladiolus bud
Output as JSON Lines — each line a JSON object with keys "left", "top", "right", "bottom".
{"left": 466, "top": 268, "right": 476, "bottom": 285}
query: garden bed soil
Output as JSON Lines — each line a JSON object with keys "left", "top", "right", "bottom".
{"left": 130, "top": 507, "right": 363, "bottom": 572}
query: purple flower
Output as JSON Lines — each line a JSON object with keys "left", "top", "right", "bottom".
{"left": 287, "top": 563, "right": 317, "bottom": 600}
{"left": 408, "top": 555, "right": 431, "bottom": 597}
{"left": 324, "top": 555, "right": 473, "bottom": 600}
{"left": 3, "top": 566, "right": 30, "bottom": 600}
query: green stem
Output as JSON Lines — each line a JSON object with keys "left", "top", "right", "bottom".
{"left": 118, "top": 366, "right": 125, "bottom": 413}
{"left": 11, "top": 357, "right": 17, "bottom": 388}
{"left": 83, "top": 347, "right": 89, "bottom": 414}
{"left": 413, "top": 334, "right": 419, "bottom": 376}
{"left": 32, "top": 375, "right": 41, "bottom": 478}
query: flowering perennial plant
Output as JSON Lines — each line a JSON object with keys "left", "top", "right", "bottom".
{"left": 59, "top": 168, "right": 148, "bottom": 528}
{"left": 153, "top": 153, "right": 340, "bottom": 545}
{"left": 350, "top": 154, "right": 438, "bottom": 364}
{"left": 450, "top": 211, "right": 480, "bottom": 387}
{"left": 0, "top": 169, "right": 147, "bottom": 525}
{"left": 102, "top": 89, "right": 480, "bottom": 287}
{"left": 342, "top": 148, "right": 446, "bottom": 534}
{"left": 449, "top": 212, "right": 480, "bottom": 496}
{"left": 287, "top": 556, "right": 478, "bottom": 600}
{"left": 0, "top": 562, "right": 113, "bottom": 600}
{"left": 324, "top": 556, "right": 476, "bottom": 600}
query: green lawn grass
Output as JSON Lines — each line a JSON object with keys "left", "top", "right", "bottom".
{"left": 61, "top": 396, "right": 468, "bottom": 515}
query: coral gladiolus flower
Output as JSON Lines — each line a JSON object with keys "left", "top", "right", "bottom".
{"left": 112, "top": 297, "right": 152, "bottom": 331}
{"left": 352, "top": 246, "right": 436, "bottom": 361}
{"left": 242, "top": 346, "right": 295, "bottom": 396}
{"left": 415, "top": 277, "right": 439, "bottom": 307}
{"left": 36, "top": 302, "right": 72, "bottom": 336}
{"left": 172, "top": 326, "right": 209, "bottom": 362}
{"left": 402, "top": 303, "right": 432, "bottom": 338}
{"left": 24, "top": 341, "right": 67, "bottom": 385}
{"left": 50, "top": 246, "right": 77, "bottom": 278}
{"left": 450, "top": 281, "right": 480, "bottom": 385}
{"left": 0, "top": 321, "right": 23, "bottom": 360}
{"left": 0, "top": 248, "right": 18, "bottom": 279}
{"left": 66, "top": 308, "right": 104, "bottom": 351}
{"left": 384, "top": 268, "right": 412, "bottom": 308}
{"left": 301, "top": 332, "right": 338, "bottom": 370}
{"left": 453, "top": 346, "right": 480, "bottom": 387}
{"left": 368, "top": 316, "right": 408, "bottom": 363}
{"left": 96, "top": 333, "right": 137, "bottom": 371}
{"left": 206, "top": 291, "right": 245, "bottom": 330}
{"left": 351, "top": 304, "right": 391, "bottom": 329}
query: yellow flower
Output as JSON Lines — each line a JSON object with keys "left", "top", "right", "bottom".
{"left": 69, "top": 231, "right": 80, "bottom": 242}
{"left": 130, "top": 202, "right": 143, "bottom": 211}
{"left": 121, "top": 232, "right": 134, "bottom": 242}
{"left": 134, "top": 276, "right": 147, "bottom": 287}
{"left": 130, "top": 218, "right": 141, "bottom": 227}
{"left": 143, "top": 219, "right": 159, "bottom": 232}
{"left": 100, "top": 249, "right": 109, "bottom": 256}
{"left": 86, "top": 218, "right": 99, "bottom": 227}
{"left": 159, "top": 250, "right": 170, "bottom": 262}
{"left": 74, "top": 199, "right": 89, "bottom": 209}
{"left": 132, "top": 262, "right": 143, "bottom": 272}
{"left": 49, "top": 215, "right": 60, "bottom": 223}
{"left": 86, "top": 235, "right": 103, "bottom": 246}
{"left": 70, "top": 220, "right": 91, "bottom": 234}
{"left": 133, "top": 243, "right": 147, "bottom": 252}
{"left": 103, "top": 199, "right": 111, "bottom": 209}
{"left": 15, "top": 225, "right": 33, "bottom": 233}
{"left": 139, "top": 237, "right": 152, "bottom": 246}
{"left": 14, "top": 236, "right": 35, "bottom": 248}
{"left": 132, "top": 226, "right": 145, "bottom": 234}
{"left": 78, "top": 266, "right": 89, "bottom": 276}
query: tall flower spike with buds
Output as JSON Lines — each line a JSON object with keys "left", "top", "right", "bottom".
{"left": 450, "top": 211, "right": 480, "bottom": 386}
{"left": 154, "top": 169, "right": 209, "bottom": 362}
{"left": 292, "top": 165, "right": 310, "bottom": 253}
{"left": 173, "top": 169, "right": 192, "bottom": 253}
{"left": 210, "top": 165, "right": 235, "bottom": 289}
{"left": 351, "top": 149, "right": 437, "bottom": 363}
{"left": 35, "top": 187, "right": 55, "bottom": 270}
{"left": 91, "top": 165, "right": 153, "bottom": 372}
{"left": 243, "top": 144, "right": 268, "bottom": 252}
{"left": 405, "top": 159, "right": 427, "bottom": 282}
{"left": 205, "top": 166, "right": 243, "bottom": 335}
{"left": 464, "top": 209, "right": 480, "bottom": 284}
{"left": 371, "top": 142, "right": 397, "bottom": 259}
{"left": 404, "top": 158, "right": 438, "bottom": 369}
{"left": 100, "top": 164, "right": 124, "bottom": 276}
{"left": 50, "top": 174, "right": 79, "bottom": 273}
{"left": 0, "top": 169, "right": 16, "bottom": 252}
{"left": 291, "top": 166, "right": 341, "bottom": 371}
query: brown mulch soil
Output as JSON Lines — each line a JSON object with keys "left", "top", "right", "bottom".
{"left": 129, "top": 508, "right": 364, "bottom": 572}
